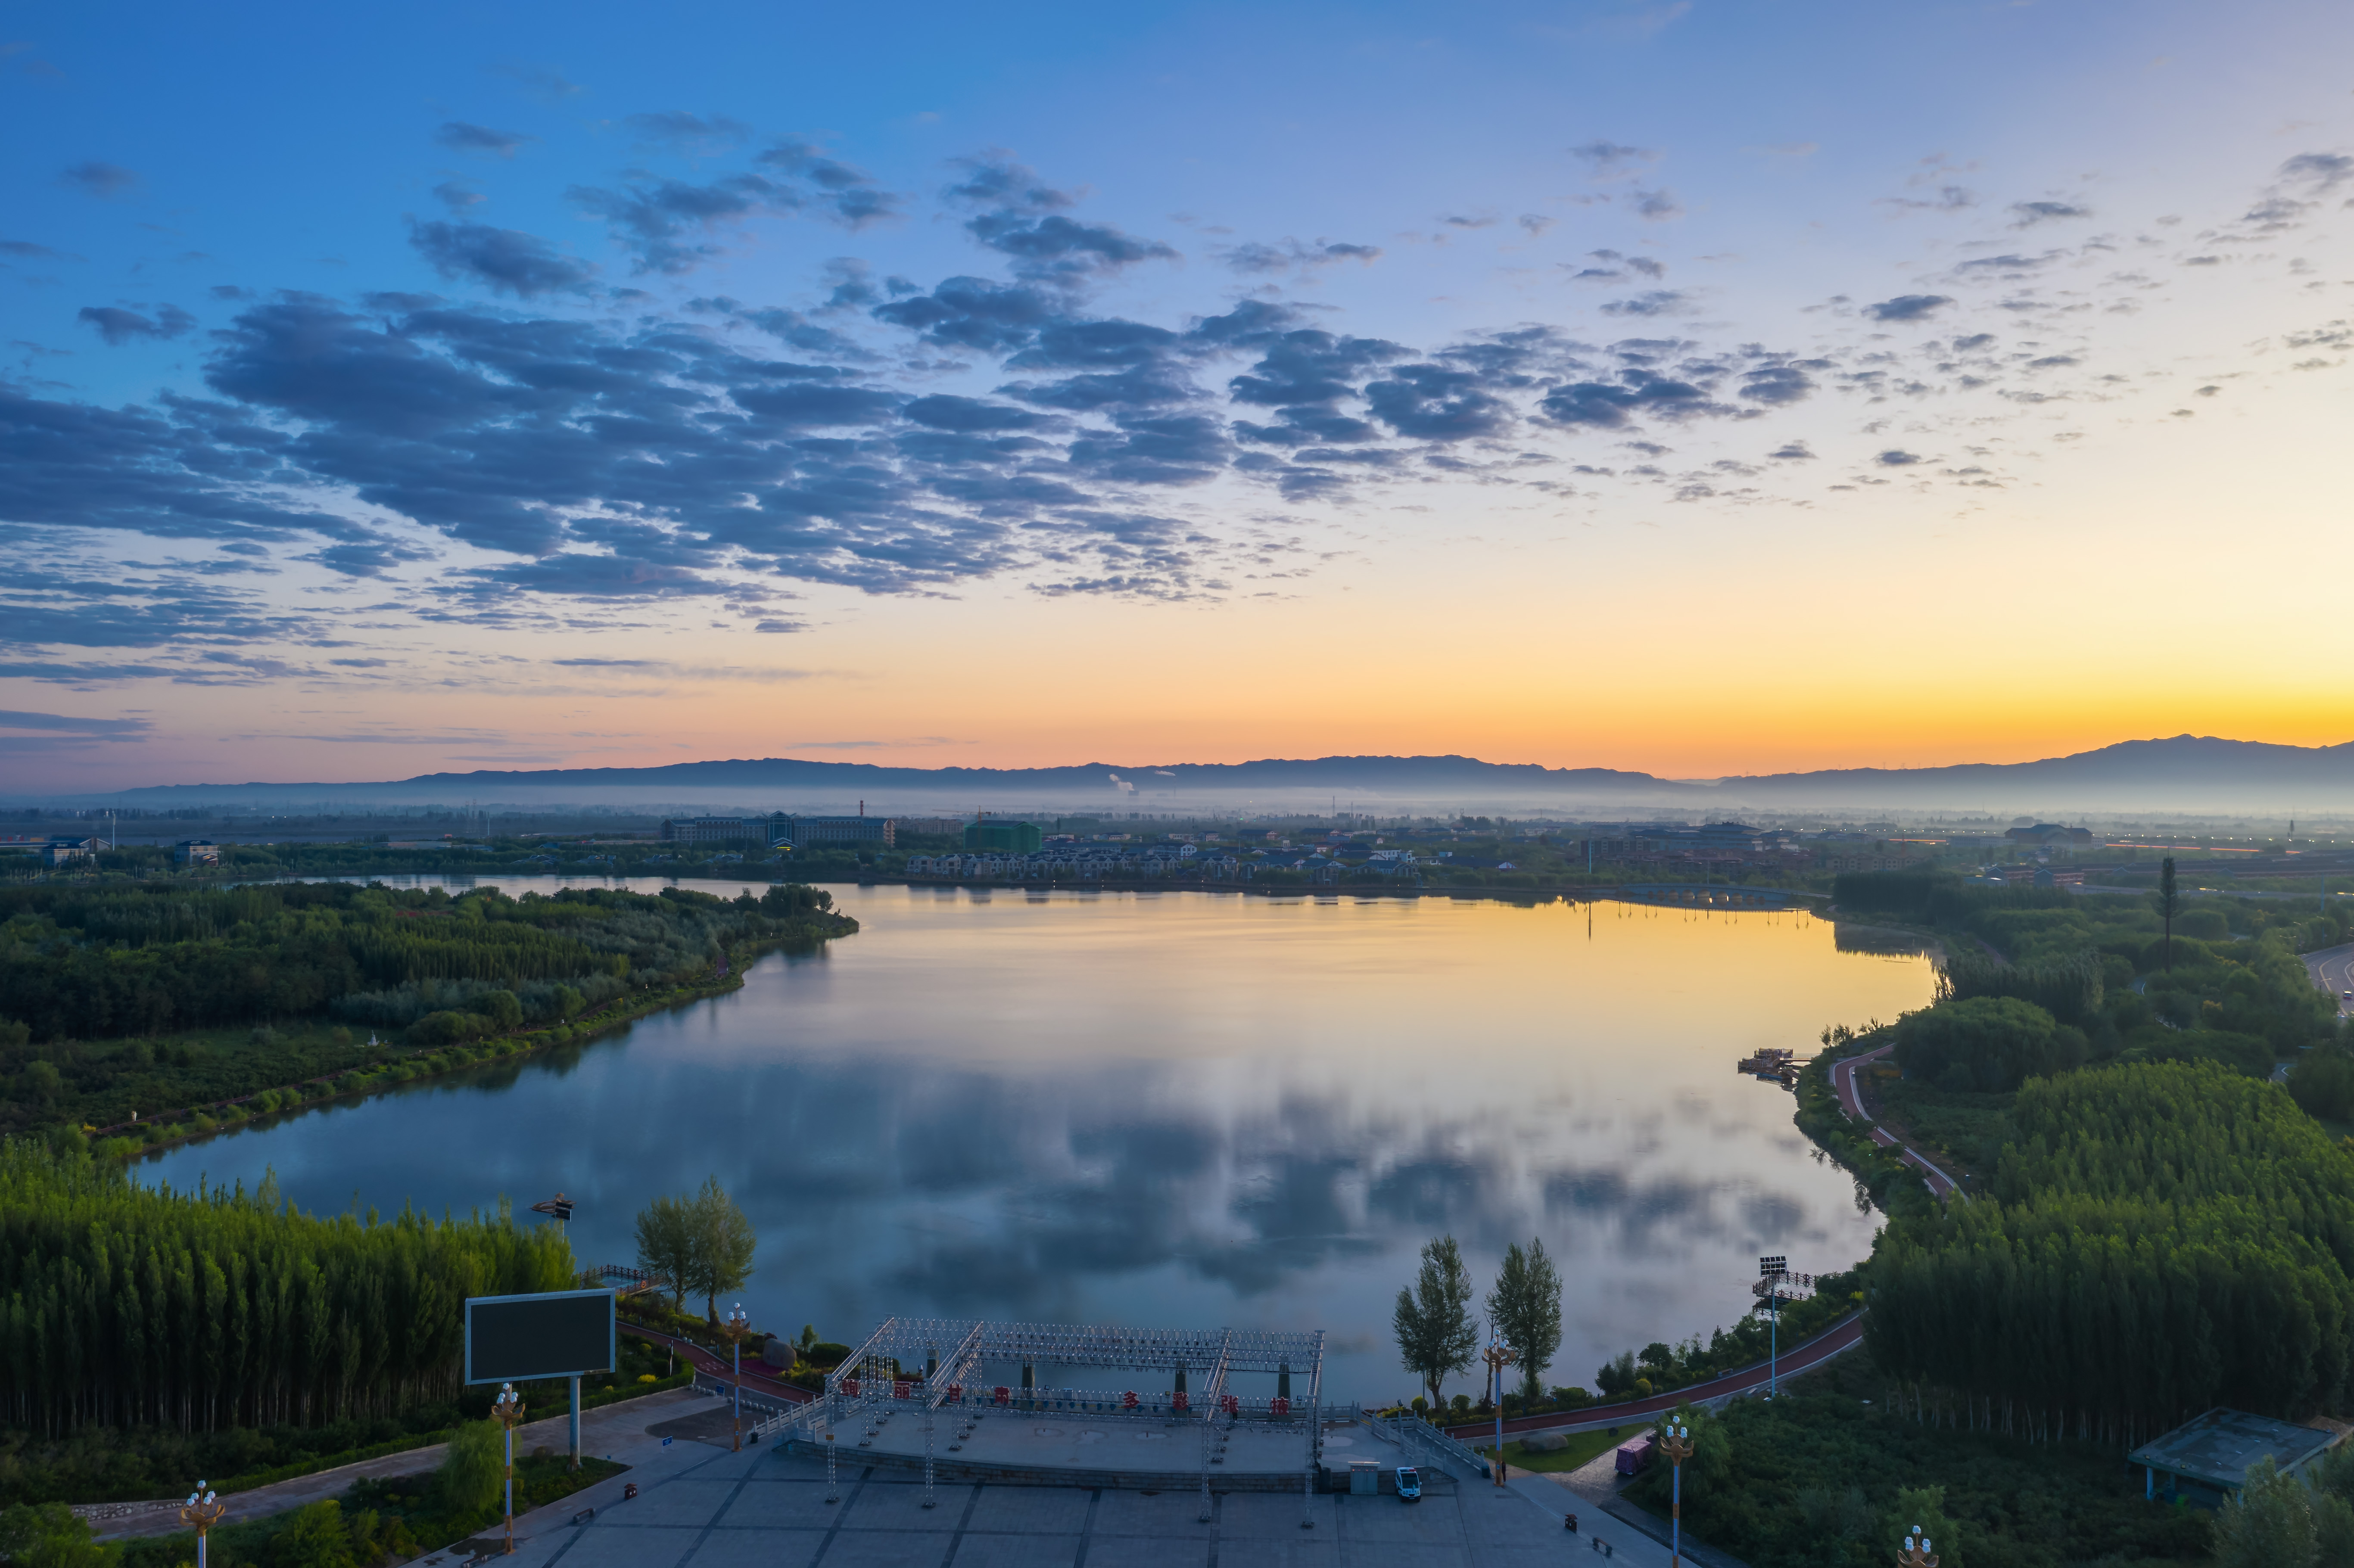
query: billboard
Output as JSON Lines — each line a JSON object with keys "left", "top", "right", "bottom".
{"left": 464, "top": 1289, "right": 617, "bottom": 1384}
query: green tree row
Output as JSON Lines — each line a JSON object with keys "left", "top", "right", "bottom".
{"left": 0, "top": 1142, "right": 573, "bottom": 1438}
{"left": 1862, "top": 1061, "right": 2354, "bottom": 1444}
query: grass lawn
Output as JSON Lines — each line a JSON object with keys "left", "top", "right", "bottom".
{"left": 1495, "top": 1427, "right": 1626, "bottom": 1474}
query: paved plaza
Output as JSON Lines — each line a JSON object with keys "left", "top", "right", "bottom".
{"left": 452, "top": 1427, "right": 1663, "bottom": 1568}
{"left": 817, "top": 1403, "right": 1339, "bottom": 1486}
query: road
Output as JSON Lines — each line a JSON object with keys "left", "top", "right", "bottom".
{"left": 1829, "top": 1042, "right": 1965, "bottom": 1201}
{"left": 2305, "top": 943, "right": 2354, "bottom": 1017}
{"left": 624, "top": 1321, "right": 816, "bottom": 1407}
{"left": 87, "top": 1387, "right": 724, "bottom": 1540}
{"left": 1443, "top": 1311, "right": 1866, "bottom": 1445}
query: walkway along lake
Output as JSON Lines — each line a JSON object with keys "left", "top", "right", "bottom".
{"left": 139, "top": 882, "right": 1934, "bottom": 1404}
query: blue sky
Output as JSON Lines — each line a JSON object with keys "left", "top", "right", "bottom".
{"left": 4, "top": 0, "right": 2352, "bottom": 788}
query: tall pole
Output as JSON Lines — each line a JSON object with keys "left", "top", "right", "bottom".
{"left": 721, "top": 1304, "right": 751, "bottom": 1453}
{"left": 179, "top": 1484, "right": 225, "bottom": 1568}
{"left": 568, "top": 1374, "right": 581, "bottom": 1471}
{"left": 1659, "top": 1422, "right": 1694, "bottom": 1568}
{"left": 1481, "top": 1338, "right": 1515, "bottom": 1489}
{"left": 489, "top": 1382, "right": 524, "bottom": 1555}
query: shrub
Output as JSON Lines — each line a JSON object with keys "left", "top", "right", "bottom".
{"left": 2129, "top": 1027, "right": 2276, "bottom": 1079}
{"left": 469, "top": 989, "right": 523, "bottom": 1030}
{"left": 267, "top": 1500, "right": 359, "bottom": 1568}
{"left": 2173, "top": 907, "right": 2232, "bottom": 942}
{"left": 406, "top": 1011, "right": 483, "bottom": 1048}
{"left": 435, "top": 1421, "right": 503, "bottom": 1516}
{"left": 2292, "top": 1047, "right": 2354, "bottom": 1122}
{"left": 1893, "top": 996, "right": 2086, "bottom": 1092}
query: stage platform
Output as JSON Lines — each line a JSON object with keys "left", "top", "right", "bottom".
{"left": 781, "top": 1409, "right": 1424, "bottom": 1493}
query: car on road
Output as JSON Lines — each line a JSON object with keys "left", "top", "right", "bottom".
{"left": 1395, "top": 1466, "right": 1422, "bottom": 1502}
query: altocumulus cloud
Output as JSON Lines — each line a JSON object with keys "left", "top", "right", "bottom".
{"left": 407, "top": 221, "right": 596, "bottom": 296}
{"left": 5, "top": 122, "right": 2303, "bottom": 660}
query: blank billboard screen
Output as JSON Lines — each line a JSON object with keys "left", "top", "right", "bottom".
{"left": 465, "top": 1290, "right": 616, "bottom": 1384}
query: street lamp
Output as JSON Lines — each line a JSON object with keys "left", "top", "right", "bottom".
{"left": 719, "top": 1303, "right": 753, "bottom": 1453}
{"left": 179, "top": 1483, "right": 226, "bottom": 1568}
{"left": 1480, "top": 1338, "right": 1515, "bottom": 1489}
{"left": 1659, "top": 1420, "right": 1695, "bottom": 1568}
{"left": 1899, "top": 1524, "right": 1939, "bottom": 1568}
{"left": 489, "top": 1381, "right": 526, "bottom": 1556}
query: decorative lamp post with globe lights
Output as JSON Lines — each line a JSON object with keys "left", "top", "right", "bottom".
{"left": 489, "top": 1381, "right": 526, "bottom": 1555}
{"left": 720, "top": 1303, "right": 753, "bottom": 1453}
{"left": 1480, "top": 1338, "right": 1515, "bottom": 1488}
{"left": 1900, "top": 1524, "right": 1939, "bottom": 1568}
{"left": 179, "top": 1483, "right": 226, "bottom": 1568}
{"left": 1659, "top": 1420, "right": 1695, "bottom": 1568}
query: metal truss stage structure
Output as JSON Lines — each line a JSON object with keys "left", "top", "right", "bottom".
{"left": 776, "top": 1319, "right": 1335, "bottom": 1524}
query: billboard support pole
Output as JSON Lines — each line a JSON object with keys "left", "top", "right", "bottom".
{"left": 569, "top": 1375, "right": 581, "bottom": 1470}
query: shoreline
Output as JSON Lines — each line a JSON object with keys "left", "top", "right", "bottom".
{"left": 100, "top": 926, "right": 848, "bottom": 1165}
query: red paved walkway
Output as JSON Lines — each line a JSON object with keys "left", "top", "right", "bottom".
{"left": 623, "top": 1322, "right": 816, "bottom": 1406}
{"left": 1439, "top": 1312, "right": 1865, "bottom": 1442}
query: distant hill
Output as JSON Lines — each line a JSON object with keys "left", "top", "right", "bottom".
{"left": 51, "top": 734, "right": 2354, "bottom": 814}
{"left": 1720, "top": 735, "right": 2354, "bottom": 808}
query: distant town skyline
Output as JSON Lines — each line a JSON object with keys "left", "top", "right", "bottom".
{"left": 5, "top": 0, "right": 2351, "bottom": 790}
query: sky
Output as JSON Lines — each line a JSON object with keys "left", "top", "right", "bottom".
{"left": 3, "top": 0, "right": 2352, "bottom": 793}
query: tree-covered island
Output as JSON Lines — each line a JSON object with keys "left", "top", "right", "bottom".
{"left": 0, "top": 880, "right": 856, "bottom": 1152}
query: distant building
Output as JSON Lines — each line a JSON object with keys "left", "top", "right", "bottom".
{"left": 965, "top": 818, "right": 1043, "bottom": 854}
{"left": 2005, "top": 823, "right": 2096, "bottom": 845}
{"left": 22, "top": 837, "right": 103, "bottom": 867}
{"left": 768, "top": 810, "right": 896, "bottom": 849}
{"left": 895, "top": 817, "right": 965, "bottom": 838}
{"left": 174, "top": 839, "right": 220, "bottom": 865}
{"left": 660, "top": 817, "right": 766, "bottom": 845}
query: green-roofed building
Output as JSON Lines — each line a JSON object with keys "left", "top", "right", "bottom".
{"left": 964, "top": 818, "right": 1042, "bottom": 853}
{"left": 2127, "top": 1407, "right": 2346, "bottom": 1507}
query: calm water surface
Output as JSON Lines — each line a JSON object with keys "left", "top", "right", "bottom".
{"left": 143, "top": 883, "right": 1933, "bottom": 1403}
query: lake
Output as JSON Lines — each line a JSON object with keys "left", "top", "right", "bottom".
{"left": 140, "top": 881, "right": 1934, "bottom": 1404}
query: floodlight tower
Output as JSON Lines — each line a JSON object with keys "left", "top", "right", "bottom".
{"left": 1900, "top": 1523, "right": 1940, "bottom": 1568}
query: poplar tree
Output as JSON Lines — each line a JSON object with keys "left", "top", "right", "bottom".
{"left": 1393, "top": 1235, "right": 1479, "bottom": 1409}
{"left": 1485, "top": 1238, "right": 1563, "bottom": 1403}
{"left": 687, "top": 1176, "right": 757, "bottom": 1325}
{"left": 2158, "top": 857, "right": 2180, "bottom": 971}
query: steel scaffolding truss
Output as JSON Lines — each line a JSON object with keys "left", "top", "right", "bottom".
{"left": 828, "top": 1319, "right": 1324, "bottom": 1400}
{"left": 815, "top": 1318, "right": 1329, "bottom": 1529}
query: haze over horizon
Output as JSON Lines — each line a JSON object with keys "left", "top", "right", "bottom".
{"left": 6, "top": 0, "right": 2351, "bottom": 792}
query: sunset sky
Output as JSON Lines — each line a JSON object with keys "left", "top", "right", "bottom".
{"left": 4, "top": 0, "right": 2351, "bottom": 792}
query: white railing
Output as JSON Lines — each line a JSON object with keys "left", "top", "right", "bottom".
{"left": 1372, "top": 1410, "right": 1490, "bottom": 1479}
